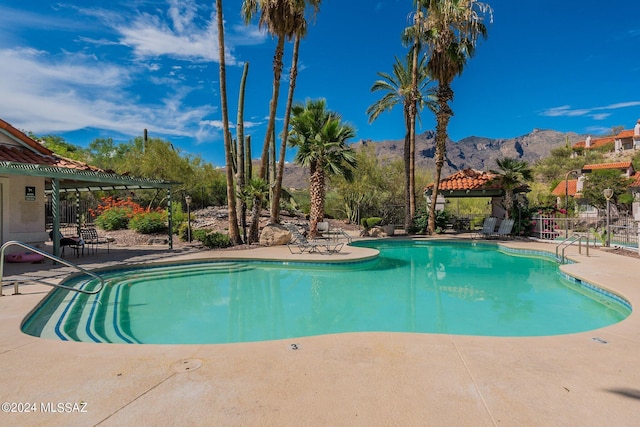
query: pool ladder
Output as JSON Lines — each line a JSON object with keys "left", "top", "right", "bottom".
{"left": 0, "top": 241, "right": 105, "bottom": 297}
{"left": 555, "top": 234, "right": 590, "bottom": 264}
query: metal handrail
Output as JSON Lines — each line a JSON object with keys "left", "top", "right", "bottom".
{"left": 555, "top": 234, "right": 590, "bottom": 264}
{"left": 0, "top": 241, "right": 105, "bottom": 296}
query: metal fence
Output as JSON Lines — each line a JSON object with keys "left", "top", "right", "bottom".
{"left": 45, "top": 198, "right": 96, "bottom": 237}
{"left": 531, "top": 213, "right": 639, "bottom": 248}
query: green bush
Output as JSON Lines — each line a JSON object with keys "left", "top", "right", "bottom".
{"left": 201, "top": 231, "right": 232, "bottom": 249}
{"left": 177, "top": 222, "right": 191, "bottom": 241}
{"left": 129, "top": 211, "right": 167, "bottom": 234}
{"left": 95, "top": 207, "right": 132, "bottom": 230}
{"left": 409, "top": 209, "right": 450, "bottom": 234}
{"left": 360, "top": 217, "right": 383, "bottom": 230}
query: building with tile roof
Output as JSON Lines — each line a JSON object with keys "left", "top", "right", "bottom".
{"left": 0, "top": 118, "right": 175, "bottom": 254}
{"left": 572, "top": 119, "right": 640, "bottom": 152}
{"left": 551, "top": 160, "right": 640, "bottom": 218}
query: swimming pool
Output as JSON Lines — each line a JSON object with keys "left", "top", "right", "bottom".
{"left": 22, "top": 240, "right": 631, "bottom": 344}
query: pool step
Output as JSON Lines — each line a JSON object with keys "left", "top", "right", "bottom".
{"left": 38, "top": 262, "right": 254, "bottom": 343}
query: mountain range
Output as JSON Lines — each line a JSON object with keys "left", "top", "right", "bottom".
{"left": 282, "top": 129, "right": 584, "bottom": 189}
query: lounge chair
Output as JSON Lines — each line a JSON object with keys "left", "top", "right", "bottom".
{"left": 316, "top": 221, "right": 349, "bottom": 252}
{"left": 494, "top": 218, "right": 515, "bottom": 239}
{"left": 284, "top": 224, "right": 326, "bottom": 254}
{"left": 80, "top": 228, "right": 111, "bottom": 254}
{"left": 474, "top": 216, "right": 497, "bottom": 239}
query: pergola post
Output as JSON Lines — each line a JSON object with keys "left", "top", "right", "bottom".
{"left": 51, "top": 178, "right": 60, "bottom": 258}
{"left": 167, "top": 188, "right": 173, "bottom": 250}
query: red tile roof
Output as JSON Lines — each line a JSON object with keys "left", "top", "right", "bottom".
{"left": 582, "top": 161, "right": 632, "bottom": 171}
{"left": 0, "top": 118, "right": 104, "bottom": 172}
{"left": 615, "top": 129, "right": 635, "bottom": 139}
{"left": 0, "top": 144, "right": 103, "bottom": 171}
{"left": 572, "top": 136, "right": 615, "bottom": 149}
{"left": 630, "top": 172, "right": 640, "bottom": 188}
{"left": 551, "top": 179, "right": 579, "bottom": 196}
{"left": 425, "top": 168, "right": 501, "bottom": 191}
{"left": 0, "top": 118, "right": 54, "bottom": 155}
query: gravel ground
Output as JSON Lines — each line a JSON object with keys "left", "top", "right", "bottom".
{"left": 103, "top": 208, "right": 361, "bottom": 251}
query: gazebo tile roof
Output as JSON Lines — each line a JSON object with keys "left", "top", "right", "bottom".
{"left": 426, "top": 169, "right": 501, "bottom": 191}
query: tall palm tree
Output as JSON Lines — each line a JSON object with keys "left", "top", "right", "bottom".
{"left": 403, "top": 3, "right": 427, "bottom": 231}
{"left": 216, "top": 0, "right": 242, "bottom": 244}
{"left": 271, "top": 1, "right": 321, "bottom": 225}
{"left": 418, "top": 0, "right": 492, "bottom": 233}
{"left": 242, "top": 0, "right": 320, "bottom": 241}
{"left": 289, "top": 99, "right": 357, "bottom": 237}
{"left": 491, "top": 158, "right": 532, "bottom": 219}
{"left": 367, "top": 53, "right": 434, "bottom": 232}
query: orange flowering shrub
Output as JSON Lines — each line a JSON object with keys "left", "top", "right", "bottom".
{"left": 92, "top": 196, "right": 163, "bottom": 231}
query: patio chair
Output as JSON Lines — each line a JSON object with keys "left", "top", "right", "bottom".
{"left": 49, "top": 230, "right": 84, "bottom": 257}
{"left": 494, "top": 218, "right": 515, "bottom": 239}
{"left": 284, "top": 224, "right": 326, "bottom": 254}
{"left": 80, "top": 228, "right": 111, "bottom": 254}
{"left": 473, "top": 217, "right": 497, "bottom": 239}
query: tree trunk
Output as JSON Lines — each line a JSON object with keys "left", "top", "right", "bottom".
{"left": 428, "top": 84, "right": 453, "bottom": 234}
{"left": 248, "top": 36, "right": 286, "bottom": 241}
{"left": 271, "top": 35, "right": 301, "bottom": 224}
{"left": 216, "top": 0, "right": 241, "bottom": 245}
{"left": 408, "top": 27, "right": 420, "bottom": 232}
{"left": 403, "top": 112, "right": 412, "bottom": 233}
{"left": 308, "top": 161, "right": 325, "bottom": 238}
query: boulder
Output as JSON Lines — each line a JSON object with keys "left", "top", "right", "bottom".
{"left": 259, "top": 224, "right": 292, "bottom": 246}
{"left": 368, "top": 226, "right": 393, "bottom": 237}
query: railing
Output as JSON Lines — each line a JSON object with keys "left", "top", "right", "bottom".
{"left": 555, "top": 234, "right": 590, "bottom": 264}
{"left": 532, "top": 213, "right": 639, "bottom": 248}
{"left": 0, "top": 241, "right": 105, "bottom": 297}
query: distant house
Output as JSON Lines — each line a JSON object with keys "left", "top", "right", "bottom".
{"left": 551, "top": 161, "right": 638, "bottom": 216}
{"left": 572, "top": 119, "right": 640, "bottom": 153}
{"left": 0, "top": 118, "right": 174, "bottom": 255}
{"left": 581, "top": 161, "right": 635, "bottom": 177}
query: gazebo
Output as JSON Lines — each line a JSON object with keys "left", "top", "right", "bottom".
{"left": 424, "top": 168, "right": 529, "bottom": 228}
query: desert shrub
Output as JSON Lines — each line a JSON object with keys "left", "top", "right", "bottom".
{"left": 410, "top": 209, "right": 450, "bottom": 234}
{"left": 91, "top": 196, "right": 165, "bottom": 232}
{"left": 202, "top": 232, "right": 231, "bottom": 248}
{"left": 129, "top": 211, "right": 167, "bottom": 234}
{"left": 95, "top": 207, "right": 131, "bottom": 230}
{"left": 192, "top": 229, "right": 231, "bottom": 248}
{"left": 360, "top": 217, "right": 383, "bottom": 230}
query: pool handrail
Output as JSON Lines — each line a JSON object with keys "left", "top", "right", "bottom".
{"left": 0, "top": 241, "right": 105, "bottom": 296}
{"left": 555, "top": 234, "right": 589, "bottom": 264}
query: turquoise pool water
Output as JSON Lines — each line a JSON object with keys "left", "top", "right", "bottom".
{"left": 22, "top": 240, "right": 631, "bottom": 344}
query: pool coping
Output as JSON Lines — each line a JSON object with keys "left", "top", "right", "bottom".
{"left": 2, "top": 237, "right": 640, "bottom": 426}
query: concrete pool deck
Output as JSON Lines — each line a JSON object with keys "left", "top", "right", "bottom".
{"left": 1, "top": 237, "right": 639, "bottom": 426}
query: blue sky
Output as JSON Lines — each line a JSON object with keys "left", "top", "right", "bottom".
{"left": 1, "top": 0, "right": 639, "bottom": 166}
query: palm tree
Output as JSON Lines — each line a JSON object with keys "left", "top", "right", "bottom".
{"left": 289, "top": 99, "right": 357, "bottom": 237}
{"left": 216, "top": 0, "right": 242, "bottom": 244}
{"left": 491, "top": 158, "right": 532, "bottom": 219}
{"left": 367, "top": 53, "right": 434, "bottom": 232}
{"left": 418, "top": 0, "right": 492, "bottom": 233}
{"left": 242, "top": 0, "right": 320, "bottom": 240}
{"left": 271, "top": 1, "right": 321, "bottom": 225}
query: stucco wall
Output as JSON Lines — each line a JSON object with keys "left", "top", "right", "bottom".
{"left": 1, "top": 175, "right": 47, "bottom": 247}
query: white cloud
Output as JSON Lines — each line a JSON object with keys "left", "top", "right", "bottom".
{"left": 0, "top": 47, "right": 216, "bottom": 139}
{"left": 540, "top": 102, "right": 640, "bottom": 119}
